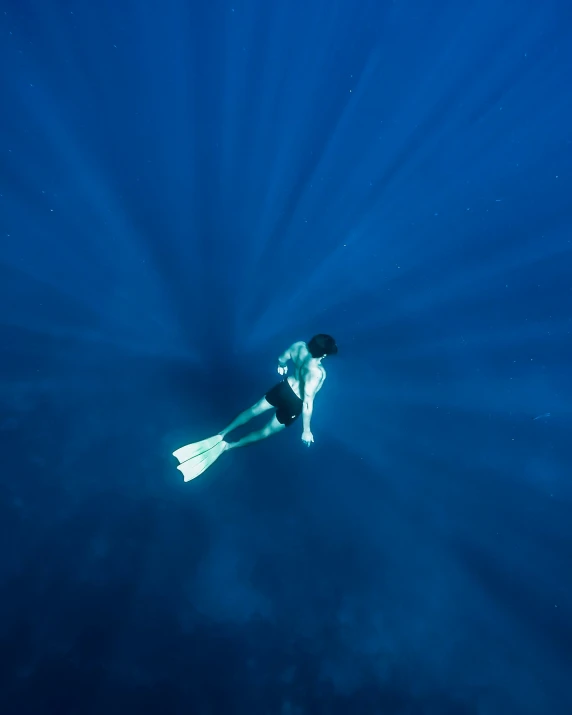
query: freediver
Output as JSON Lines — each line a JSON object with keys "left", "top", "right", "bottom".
{"left": 172, "top": 334, "right": 338, "bottom": 481}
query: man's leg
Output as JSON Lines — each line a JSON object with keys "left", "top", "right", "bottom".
{"left": 226, "top": 414, "right": 285, "bottom": 450}
{"left": 219, "top": 397, "right": 273, "bottom": 438}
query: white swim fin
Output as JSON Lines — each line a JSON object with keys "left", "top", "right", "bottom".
{"left": 176, "top": 439, "right": 227, "bottom": 482}
{"left": 172, "top": 434, "right": 223, "bottom": 464}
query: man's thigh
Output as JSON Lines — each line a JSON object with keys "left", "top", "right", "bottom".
{"left": 262, "top": 414, "right": 287, "bottom": 436}
{"left": 252, "top": 397, "right": 274, "bottom": 416}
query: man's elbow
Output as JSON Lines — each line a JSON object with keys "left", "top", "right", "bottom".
{"left": 303, "top": 400, "right": 313, "bottom": 413}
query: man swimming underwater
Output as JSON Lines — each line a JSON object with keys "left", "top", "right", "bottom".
{"left": 172, "top": 334, "right": 338, "bottom": 481}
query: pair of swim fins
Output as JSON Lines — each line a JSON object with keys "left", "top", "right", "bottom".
{"left": 172, "top": 434, "right": 227, "bottom": 482}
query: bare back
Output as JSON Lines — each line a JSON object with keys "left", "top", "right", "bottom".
{"left": 286, "top": 342, "right": 326, "bottom": 400}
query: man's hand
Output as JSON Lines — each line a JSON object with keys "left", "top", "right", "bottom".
{"left": 277, "top": 365, "right": 288, "bottom": 376}
{"left": 302, "top": 430, "right": 314, "bottom": 447}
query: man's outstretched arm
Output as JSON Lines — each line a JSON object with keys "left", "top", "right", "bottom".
{"left": 301, "top": 371, "right": 323, "bottom": 446}
{"left": 302, "top": 395, "right": 314, "bottom": 443}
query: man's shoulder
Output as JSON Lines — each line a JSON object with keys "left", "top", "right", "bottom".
{"left": 291, "top": 341, "right": 308, "bottom": 358}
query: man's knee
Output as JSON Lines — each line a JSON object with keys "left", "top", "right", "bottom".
{"left": 261, "top": 423, "right": 275, "bottom": 437}
{"left": 262, "top": 416, "right": 284, "bottom": 437}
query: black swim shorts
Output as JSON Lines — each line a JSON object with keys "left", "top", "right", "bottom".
{"left": 265, "top": 380, "right": 303, "bottom": 426}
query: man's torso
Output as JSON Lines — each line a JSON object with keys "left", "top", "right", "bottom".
{"left": 286, "top": 342, "right": 326, "bottom": 400}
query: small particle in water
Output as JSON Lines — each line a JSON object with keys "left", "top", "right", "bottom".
{"left": 533, "top": 412, "right": 551, "bottom": 421}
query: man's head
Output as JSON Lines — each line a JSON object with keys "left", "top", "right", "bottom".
{"left": 307, "top": 334, "right": 338, "bottom": 359}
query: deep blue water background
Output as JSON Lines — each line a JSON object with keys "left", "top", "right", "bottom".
{"left": 1, "top": 0, "right": 571, "bottom": 713}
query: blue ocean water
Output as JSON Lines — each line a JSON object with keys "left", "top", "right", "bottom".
{"left": 1, "top": 0, "right": 571, "bottom": 713}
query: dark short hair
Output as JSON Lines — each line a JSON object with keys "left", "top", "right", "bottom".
{"left": 307, "top": 334, "right": 338, "bottom": 358}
